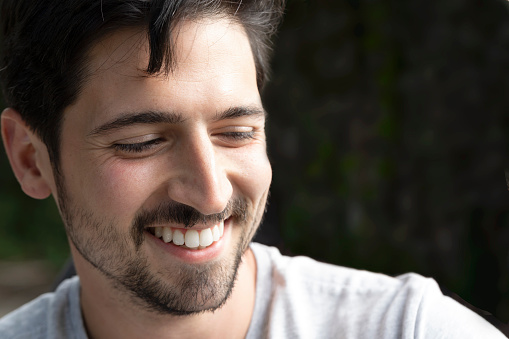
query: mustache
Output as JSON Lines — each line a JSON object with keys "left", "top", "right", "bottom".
{"left": 131, "top": 198, "right": 248, "bottom": 248}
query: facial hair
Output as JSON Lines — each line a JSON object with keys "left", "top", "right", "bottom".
{"left": 56, "top": 174, "right": 262, "bottom": 316}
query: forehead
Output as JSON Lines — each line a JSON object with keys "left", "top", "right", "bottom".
{"left": 87, "top": 17, "right": 252, "bottom": 78}
{"left": 67, "top": 18, "right": 259, "bottom": 125}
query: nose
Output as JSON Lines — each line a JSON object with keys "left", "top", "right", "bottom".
{"left": 166, "top": 131, "right": 233, "bottom": 215}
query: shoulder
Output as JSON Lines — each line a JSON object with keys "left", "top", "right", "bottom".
{"left": 251, "top": 241, "right": 416, "bottom": 295}
{"left": 249, "top": 243, "right": 506, "bottom": 339}
{"left": 0, "top": 276, "right": 85, "bottom": 339}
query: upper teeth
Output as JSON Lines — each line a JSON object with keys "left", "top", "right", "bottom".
{"left": 152, "top": 221, "right": 225, "bottom": 249}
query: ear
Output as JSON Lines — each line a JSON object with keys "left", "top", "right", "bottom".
{"left": 1, "top": 108, "right": 52, "bottom": 199}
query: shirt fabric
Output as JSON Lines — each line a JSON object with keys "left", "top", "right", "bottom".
{"left": 0, "top": 242, "right": 506, "bottom": 338}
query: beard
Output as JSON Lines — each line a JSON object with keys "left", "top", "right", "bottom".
{"left": 55, "top": 174, "right": 265, "bottom": 316}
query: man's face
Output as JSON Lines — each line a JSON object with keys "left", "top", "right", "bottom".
{"left": 55, "top": 18, "right": 271, "bottom": 314}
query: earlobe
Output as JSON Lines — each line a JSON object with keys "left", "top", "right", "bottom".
{"left": 1, "top": 108, "right": 52, "bottom": 199}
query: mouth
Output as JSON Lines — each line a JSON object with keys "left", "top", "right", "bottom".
{"left": 147, "top": 218, "right": 227, "bottom": 250}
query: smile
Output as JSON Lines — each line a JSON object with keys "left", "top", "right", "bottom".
{"left": 148, "top": 220, "right": 225, "bottom": 250}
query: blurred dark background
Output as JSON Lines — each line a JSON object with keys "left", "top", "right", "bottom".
{"left": 2, "top": 0, "right": 509, "bottom": 325}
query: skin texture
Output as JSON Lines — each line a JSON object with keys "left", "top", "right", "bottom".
{"left": 1, "top": 18, "right": 271, "bottom": 338}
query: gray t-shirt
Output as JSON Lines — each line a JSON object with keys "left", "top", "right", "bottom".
{"left": 247, "top": 243, "right": 506, "bottom": 338}
{"left": 0, "top": 243, "right": 506, "bottom": 338}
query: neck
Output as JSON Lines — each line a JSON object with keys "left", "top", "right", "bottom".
{"left": 74, "top": 247, "right": 257, "bottom": 339}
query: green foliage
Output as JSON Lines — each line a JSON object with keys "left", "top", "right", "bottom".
{"left": 265, "top": 0, "right": 509, "bottom": 321}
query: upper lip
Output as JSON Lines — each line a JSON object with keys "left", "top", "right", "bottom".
{"left": 146, "top": 217, "right": 230, "bottom": 230}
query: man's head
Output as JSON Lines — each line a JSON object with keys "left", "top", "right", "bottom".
{"left": 0, "top": 0, "right": 283, "bottom": 170}
{"left": 0, "top": 0, "right": 284, "bottom": 316}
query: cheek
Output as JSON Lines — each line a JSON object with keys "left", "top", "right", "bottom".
{"left": 232, "top": 150, "right": 272, "bottom": 200}
{"left": 80, "top": 160, "right": 161, "bottom": 214}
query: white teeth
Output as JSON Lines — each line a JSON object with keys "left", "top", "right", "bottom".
{"left": 155, "top": 227, "right": 163, "bottom": 238}
{"left": 173, "top": 229, "right": 185, "bottom": 246}
{"left": 153, "top": 220, "right": 227, "bottom": 249}
{"left": 162, "top": 227, "right": 172, "bottom": 243}
{"left": 199, "top": 228, "right": 213, "bottom": 247}
{"left": 185, "top": 230, "right": 200, "bottom": 248}
{"left": 212, "top": 225, "right": 220, "bottom": 241}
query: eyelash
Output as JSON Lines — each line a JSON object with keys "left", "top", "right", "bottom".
{"left": 112, "top": 131, "right": 255, "bottom": 154}
{"left": 220, "top": 131, "right": 255, "bottom": 140}
{"left": 113, "top": 138, "right": 163, "bottom": 153}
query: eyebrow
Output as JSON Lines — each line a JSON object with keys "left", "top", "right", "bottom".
{"left": 213, "top": 106, "right": 267, "bottom": 121}
{"left": 88, "top": 106, "right": 266, "bottom": 137}
{"left": 88, "top": 110, "right": 184, "bottom": 136}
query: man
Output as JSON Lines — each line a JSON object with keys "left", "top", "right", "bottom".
{"left": 0, "top": 0, "right": 505, "bottom": 338}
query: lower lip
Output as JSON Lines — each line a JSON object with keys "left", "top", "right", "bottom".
{"left": 146, "top": 220, "right": 232, "bottom": 263}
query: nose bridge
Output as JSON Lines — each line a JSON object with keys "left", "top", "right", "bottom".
{"left": 169, "top": 131, "right": 232, "bottom": 215}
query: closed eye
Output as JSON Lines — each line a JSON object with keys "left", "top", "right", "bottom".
{"left": 212, "top": 130, "right": 259, "bottom": 148}
{"left": 221, "top": 131, "right": 255, "bottom": 140}
{"left": 113, "top": 138, "right": 164, "bottom": 153}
